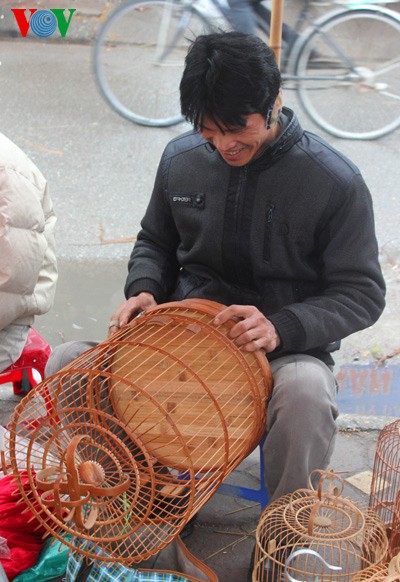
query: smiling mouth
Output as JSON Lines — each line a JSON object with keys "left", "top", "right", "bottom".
{"left": 224, "top": 148, "right": 244, "bottom": 156}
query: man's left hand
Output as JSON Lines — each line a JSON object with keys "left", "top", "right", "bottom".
{"left": 213, "top": 305, "right": 281, "bottom": 353}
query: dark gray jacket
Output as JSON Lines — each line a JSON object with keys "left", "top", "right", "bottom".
{"left": 125, "top": 108, "right": 385, "bottom": 365}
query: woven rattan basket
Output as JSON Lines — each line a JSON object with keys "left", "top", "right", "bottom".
{"left": 6, "top": 299, "right": 272, "bottom": 565}
{"left": 253, "top": 471, "right": 388, "bottom": 582}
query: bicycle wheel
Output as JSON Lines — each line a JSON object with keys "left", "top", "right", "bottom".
{"left": 291, "top": 7, "right": 400, "bottom": 140}
{"left": 94, "top": 0, "right": 211, "bottom": 127}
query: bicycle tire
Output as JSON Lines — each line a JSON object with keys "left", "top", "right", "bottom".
{"left": 94, "top": 0, "right": 212, "bottom": 127}
{"left": 290, "top": 6, "right": 400, "bottom": 140}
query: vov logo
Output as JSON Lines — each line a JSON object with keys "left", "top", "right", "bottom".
{"left": 11, "top": 8, "right": 76, "bottom": 38}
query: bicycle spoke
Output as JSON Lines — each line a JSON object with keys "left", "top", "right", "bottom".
{"left": 378, "top": 90, "right": 400, "bottom": 102}
{"left": 371, "top": 57, "right": 400, "bottom": 79}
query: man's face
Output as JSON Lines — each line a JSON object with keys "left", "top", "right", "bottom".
{"left": 199, "top": 113, "right": 278, "bottom": 167}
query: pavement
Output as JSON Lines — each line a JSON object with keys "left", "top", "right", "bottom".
{"left": 0, "top": 3, "right": 399, "bottom": 581}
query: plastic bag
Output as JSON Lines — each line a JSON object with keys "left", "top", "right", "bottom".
{"left": 0, "top": 537, "right": 10, "bottom": 561}
{"left": 0, "top": 537, "right": 10, "bottom": 582}
{"left": 13, "top": 537, "right": 69, "bottom": 582}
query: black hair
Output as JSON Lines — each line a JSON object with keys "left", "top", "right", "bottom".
{"left": 180, "top": 31, "right": 282, "bottom": 130}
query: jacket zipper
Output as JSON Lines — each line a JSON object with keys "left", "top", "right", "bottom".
{"left": 263, "top": 203, "right": 275, "bottom": 263}
{"left": 293, "top": 281, "right": 302, "bottom": 302}
{"left": 232, "top": 167, "right": 247, "bottom": 281}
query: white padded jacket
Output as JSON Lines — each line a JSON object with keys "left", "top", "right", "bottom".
{"left": 0, "top": 132, "right": 57, "bottom": 330}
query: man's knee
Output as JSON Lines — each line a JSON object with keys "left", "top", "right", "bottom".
{"left": 273, "top": 355, "right": 336, "bottom": 400}
{"left": 45, "top": 340, "right": 98, "bottom": 377}
{"left": 268, "top": 355, "right": 338, "bottom": 429}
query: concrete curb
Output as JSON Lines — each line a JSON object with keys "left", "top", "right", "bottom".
{"left": 337, "top": 413, "right": 397, "bottom": 432}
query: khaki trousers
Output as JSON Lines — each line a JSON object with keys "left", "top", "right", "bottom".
{"left": 266, "top": 354, "right": 338, "bottom": 501}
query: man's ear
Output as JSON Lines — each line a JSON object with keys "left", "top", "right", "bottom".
{"left": 265, "top": 91, "right": 283, "bottom": 129}
{"left": 271, "top": 91, "right": 283, "bottom": 125}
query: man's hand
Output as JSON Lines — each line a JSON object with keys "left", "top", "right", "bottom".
{"left": 108, "top": 292, "right": 157, "bottom": 336}
{"left": 213, "top": 305, "right": 280, "bottom": 353}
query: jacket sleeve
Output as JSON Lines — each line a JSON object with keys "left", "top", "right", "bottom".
{"left": 32, "top": 180, "right": 58, "bottom": 316}
{"left": 124, "top": 152, "right": 181, "bottom": 302}
{"left": 268, "top": 173, "right": 386, "bottom": 352}
{"left": 0, "top": 165, "right": 57, "bottom": 330}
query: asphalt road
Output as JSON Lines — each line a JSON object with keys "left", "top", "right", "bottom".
{"left": 1, "top": 37, "right": 399, "bottom": 374}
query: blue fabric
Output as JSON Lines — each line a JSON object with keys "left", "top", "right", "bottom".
{"left": 66, "top": 541, "right": 194, "bottom": 582}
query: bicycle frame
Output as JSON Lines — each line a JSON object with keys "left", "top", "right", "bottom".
{"left": 285, "top": 3, "right": 400, "bottom": 81}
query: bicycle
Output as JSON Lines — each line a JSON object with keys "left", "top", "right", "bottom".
{"left": 94, "top": 0, "right": 400, "bottom": 139}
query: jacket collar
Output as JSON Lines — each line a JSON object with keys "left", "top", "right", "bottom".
{"left": 249, "top": 107, "right": 303, "bottom": 170}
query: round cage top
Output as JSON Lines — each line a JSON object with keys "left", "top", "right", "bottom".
{"left": 7, "top": 299, "right": 272, "bottom": 566}
{"left": 253, "top": 471, "right": 388, "bottom": 582}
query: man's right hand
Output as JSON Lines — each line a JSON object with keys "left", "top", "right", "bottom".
{"left": 108, "top": 292, "right": 157, "bottom": 336}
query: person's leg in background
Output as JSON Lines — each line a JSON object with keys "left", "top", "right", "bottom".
{"left": 264, "top": 354, "right": 339, "bottom": 503}
{"left": 44, "top": 340, "right": 98, "bottom": 377}
{"left": 226, "top": 0, "right": 258, "bottom": 34}
{"left": 251, "top": 0, "right": 299, "bottom": 48}
{"left": 226, "top": 0, "right": 300, "bottom": 51}
{"left": 44, "top": 340, "right": 103, "bottom": 423}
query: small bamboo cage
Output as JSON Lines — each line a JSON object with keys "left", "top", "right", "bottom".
{"left": 369, "top": 419, "right": 400, "bottom": 544}
{"left": 350, "top": 551, "right": 400, "bottom": 581}
{"left": 253, "top": 471, "right": 388, "bottom": 582}
{"left": 5, "top": 299, "right": 272, "bottom": 566}
{"left": 389, "top": 491, "right": 400, "bottom": 560}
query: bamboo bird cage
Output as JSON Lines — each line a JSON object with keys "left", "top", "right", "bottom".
{"left": 5, "top": 299, "right": 272, "bottom": 566}
{"left": 369, "top": 419, "right": 400, "bottom": 552}
{"left": 389, "top": 491, "right": 400, "bottom": 560}
{"left": 350, "top": 551, "right": 400, "bottom": 581}
{"left": 253, "top": 470, "right": 388, "bottom": 582}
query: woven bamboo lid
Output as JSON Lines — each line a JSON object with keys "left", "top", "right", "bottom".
{"left": 109, "top": 299, "right": 273, "bottom": 472}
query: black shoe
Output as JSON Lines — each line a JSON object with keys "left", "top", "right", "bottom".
{"left": 307, "top": 52, "right": 343, "bottom": 68}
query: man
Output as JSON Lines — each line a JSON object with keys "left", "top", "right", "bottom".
{"left": 47, "top": 32, "right": 385, "bottom": 503}
{"left": 226, "top": 0, "right": 299, "bottom": 50}
{"left": 0, "top": 132, "right": 57, "bottom": 372}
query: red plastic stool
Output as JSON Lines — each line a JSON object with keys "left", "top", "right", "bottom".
{"left": 0, "top": 328, "right": 51, "bottom": 395}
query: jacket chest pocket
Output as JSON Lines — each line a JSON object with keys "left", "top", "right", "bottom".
{"left": 169, "top": 192, "right": 205, "bottom": 209}
{"left": 168, "top": 192, "right": 207, "bottom": 237}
